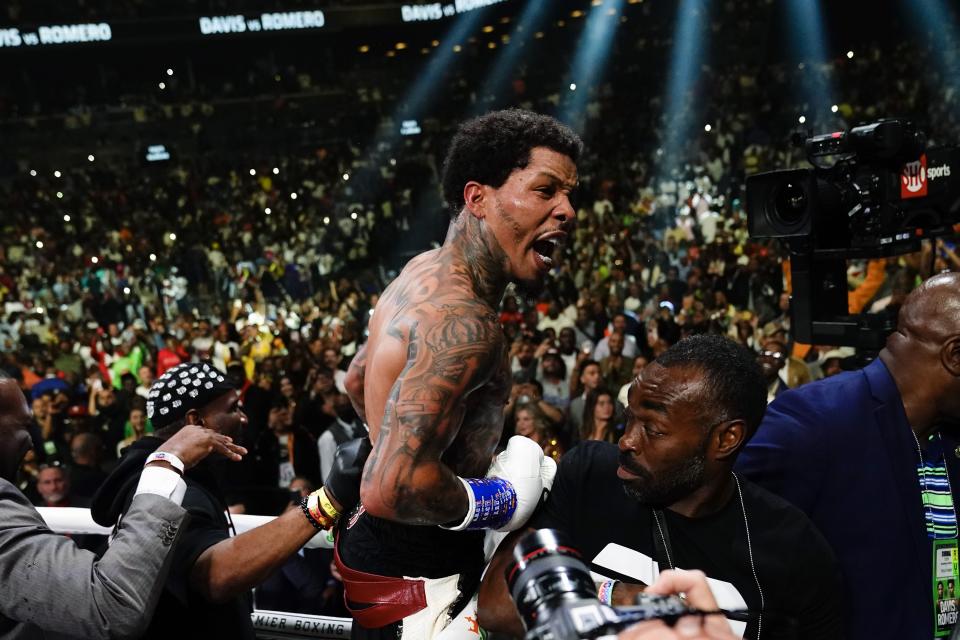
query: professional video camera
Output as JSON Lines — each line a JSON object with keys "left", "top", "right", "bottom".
{"left": 507, "top": 529, "right": 715, "bottom": 640}
{"left": 746, "top": 119, "right": 960, "bottom": 348}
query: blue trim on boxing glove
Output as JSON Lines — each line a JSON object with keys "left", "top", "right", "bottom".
{"left": 463, "top": 477, "right": 517, "bottom": 530}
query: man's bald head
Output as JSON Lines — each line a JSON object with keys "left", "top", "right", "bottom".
{"left": 896, "top": 272, "right": 960, "bottom": 343}
{"left": 882, "top": 272, "right": 960, "bottom": 428}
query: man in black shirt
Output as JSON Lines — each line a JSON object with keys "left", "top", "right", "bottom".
{"left": 478, "top": 335, "right": 843, "bottom": 639}
{"left": 92, "top": 362, "right": 368, "bottom": 639}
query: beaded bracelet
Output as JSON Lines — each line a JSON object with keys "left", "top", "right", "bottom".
{"left": 597, "top": 579, "right": 618, "bottom": 606}
{"left": 299, "top": 496, "right": 326, "bottom": 531}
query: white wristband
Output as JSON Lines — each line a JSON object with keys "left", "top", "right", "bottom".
{"left": 440, "top": 478, "right": 475, "bottom": 531}
{"left": 145, "top": 451, "right": 185, "bottom": 475}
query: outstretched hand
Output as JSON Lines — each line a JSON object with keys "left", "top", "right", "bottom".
{"left": 156, "top": 424, "right": 247, "bottom": 469}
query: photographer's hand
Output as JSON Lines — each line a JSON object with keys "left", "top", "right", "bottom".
{"left": 617, "top": 570, "right": 735, "bottom": 640}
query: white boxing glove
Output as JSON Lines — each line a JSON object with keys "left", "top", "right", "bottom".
{"left": 441, "top": 436, "right": 556, "bottom": 532}
{"left": 487, "top": 435, "right": 557, "bottom": 532}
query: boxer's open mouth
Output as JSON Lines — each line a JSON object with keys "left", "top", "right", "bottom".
{"left": 531, "top": 232, "right": 566, "bottom": 268}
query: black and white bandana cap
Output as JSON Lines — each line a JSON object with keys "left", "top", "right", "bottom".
{"left": 146, "top": 362, "right": 236, "bottom": 428}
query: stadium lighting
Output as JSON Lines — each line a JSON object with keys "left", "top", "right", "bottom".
{"left": 168, "top": 232, "right": 177, "bottom": 241}
{"left": 249, "top": 169, "right": 256, "bottom": 176}
{"left": 91, "top": 256, "right": 99, "bottom": 264}
{"left": 36, "top": 241, "right": 43, "bottom": 249}
{"left": 901, "top": 4, "right": 957, "bottom": 88}
{"left": 123, "top": 287, "right": 131, "bottom": 295}
{"left": 264, "top": 207, "right": 271, "bottom": 215}
{"left": 56, "top": 191, "right": 63, "bottom": 199}
{"left": 846, "top": 50, "right": 854, "bottom": 59}
{"left": 54, "top": 170, "right": 61, "bottom": 177}
{"left": 350, "top": 212, "right": 358, "bottom": 220}
{"left": 831, "top": 104, "right": 839, "bottom": 113}
{"left": 559, "top": 0, "right": 626, "bottom": 128}
{"left": 87, "top": 154, "right": 95, "bottom": 162}
{"left": 786, "top": 0, "right": 833, "bottom": 118}
{"left": 656, "top": 0, "right": 709, "bottom": 181}
{"left": 149, "top": 253, "right": 157, "bottom": 261}
{"left": 342, "top": 173, "right": 350, "bottom": 181}
{"left": 63, "top": 214, "right": 71, "bottom": 222}
{"left": 798, "top": 115, "right": 807, "bottom": 123}
{"left": 355, "top": 6, "right": 486, "bottom": 200}
{"left": 704, "top": 123, "right": 712, "bottom": 132}
{"left": 323, "top": 216, "right": 330, "bottom": 225}
{"left": 158, "top": 82, "right": 166, "bottom": 90}
{"left": 290, "top": 192, "right": 298, "bottom": 200}
{"left": 166, "top": 68, "right": 174, "bottom": 76}
{"left": 272, "top": 167, "right": 279, "bottom": 174}
{"left": 30, "top": 169, "right": 36, "bottom": 176}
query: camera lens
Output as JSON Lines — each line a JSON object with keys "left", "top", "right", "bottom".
{"left": 506, "top": 529, "right": 600, "bottom": 632}
{"left": 773, "top": 182, "right": 808, "bottom": 225}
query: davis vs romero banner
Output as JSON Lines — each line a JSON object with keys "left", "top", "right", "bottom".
{"left": 0, "top": 0, "right": 512, "bottom": 49}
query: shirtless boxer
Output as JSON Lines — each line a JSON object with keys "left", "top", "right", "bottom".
{"left": 336, "top": 109, "right": 582, "bottom": 639}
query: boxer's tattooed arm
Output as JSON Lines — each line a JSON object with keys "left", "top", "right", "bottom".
{"left": 362, "top": 304, "right": 504, "bottom": 524}
{"left": 344, "top": 344, "right": 367, "bottom": 422}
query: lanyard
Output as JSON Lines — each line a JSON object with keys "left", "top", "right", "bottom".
{"left": 650, "top": 474, "right": 764, "bottom": 640}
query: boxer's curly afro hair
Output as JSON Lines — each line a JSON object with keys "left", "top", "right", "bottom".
{"left": 441, "top": 109, "right": 583, "bottom": 217}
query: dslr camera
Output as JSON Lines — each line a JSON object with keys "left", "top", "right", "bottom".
{"left": 745, "top": 119, "right": 960, "bottom": 348}
{"left": 506, "top": 529, "right": 694, "bottom": 640}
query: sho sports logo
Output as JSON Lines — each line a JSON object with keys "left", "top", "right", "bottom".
{"left": 902, "top": 154, "right": 952, "bottom": 199}
{"left": 902, "top": 155, "right": 928, "bottom": 198}
{"left": 929, "top": 163, "right": 952, "bottom": 180}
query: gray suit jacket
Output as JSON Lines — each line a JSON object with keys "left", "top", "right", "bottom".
{"left": 0, "top": 477, "right": 188, "bottom": 639}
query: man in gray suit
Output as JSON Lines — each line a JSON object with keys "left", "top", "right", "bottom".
{"left": 0, "top": 371, "right": 246, "bottom": 639}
